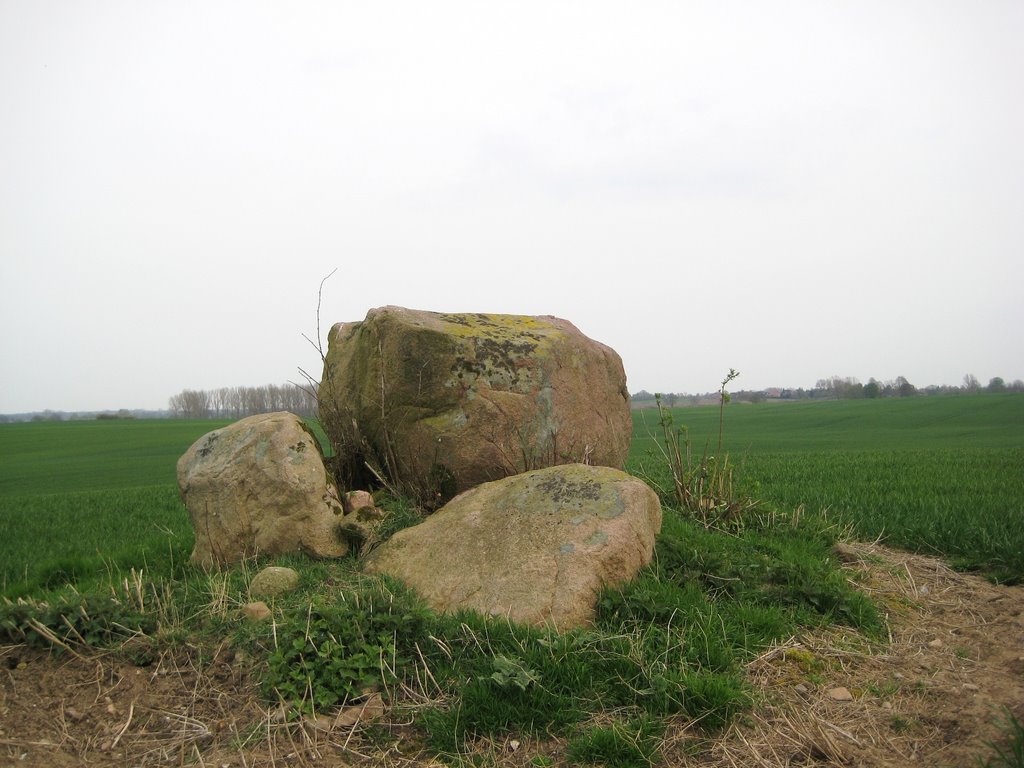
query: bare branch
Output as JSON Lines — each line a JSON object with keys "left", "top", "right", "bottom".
{"left": 312, "top": 268, "right": 338, "bottom": 360}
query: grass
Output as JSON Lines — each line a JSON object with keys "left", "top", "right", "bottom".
{"left": 5, "top": 395, "right": 1018, "bottom": 595}
{"left": 630, "top": 393, "right": 1024, "bottom": 455}
{"left": 0, "top": 419, "right": 227, "bottom": 596}
{"left": 0, "top": 418, "right": 233, "bottom": 495}
{"left": 0, "top": 412, "right": 886, "bottom": 763}
{"left": 1, "top": 494, "right": 880, "bottom": 762}
{"left": 0, "top": 486, "right": 192, "bottom": 597}
{"left": 566, "top": 716, "right": 664, "bottom": 768}
{"left": 631, "top": 394, "right": 1024, "bottom": 583}
{"left": 1, "top": 394, "right": 1021, "bottom": 763}
{"left": 0, "top": 504, "right": 877, "bottom": 764}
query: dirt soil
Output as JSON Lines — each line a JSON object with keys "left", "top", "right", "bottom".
{"left": 2, "top": 542, "right": 1022, "bottom": 768}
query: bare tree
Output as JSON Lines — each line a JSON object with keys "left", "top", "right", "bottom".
{"left": 168, "top": 389, "right": 211, "bottom": 419}
{"left": 167, "top": 383, "right": 315, "bottom": 418}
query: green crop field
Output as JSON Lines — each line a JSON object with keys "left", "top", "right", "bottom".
{"left": 629, "top": 393, "right": 1024, "bottom": 582}
{"left": 630, "top": 393, "right": 1024, "bottom": 455}
{"left": 0, "top": 419, "right": 231, "bottom": 596}
{"left": 1, "top": 394, "right": 1022, "bottom": 597}
{"left": 0, "top": 418, "right": 233, "bottom": 496}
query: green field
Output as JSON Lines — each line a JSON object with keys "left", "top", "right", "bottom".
{"left": 0, "top": 419, "right": 231, "bottom": 596}
{"left": 630, "top": 393, "right": 1024, "bottom": 455}
{"left": 1, "top": 395, "right": 1022, "bottom": 597}
{"left": 630, "top": 394, "right": 1024, "bottom": 582}
{"left": 0, "top": 418, "right": 233, "bottom": 496}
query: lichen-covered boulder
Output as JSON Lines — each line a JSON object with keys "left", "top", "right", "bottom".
{"left": 363, "top": 464, "right": 661, "bottom": 630}
{"left": 319, "top": 306, "right": 632, "bottom": 500}
{"left": 177, "top": 412, "right": 348, "bottom": 567}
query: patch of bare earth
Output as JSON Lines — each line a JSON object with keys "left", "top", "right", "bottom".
{"left": 2, "top": 543, "right": 1022, "bottom": 767}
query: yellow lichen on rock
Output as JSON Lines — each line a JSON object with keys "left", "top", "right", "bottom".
{"left": 319, "top": 307, "right": 632, "bottom": 503}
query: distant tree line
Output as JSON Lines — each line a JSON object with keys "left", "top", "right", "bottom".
{"left": 0, "top": 408, "right": 171, "bottom": 423}
{"left": 167, "top": 383, "right": 316, "bottom": 419}
{"left": 807, "top": 374, "right": 1023, "bottom": 400}
{"left": 812, "top": 375, "right": 919, "bottom": 399}
{"left": 95, "top": 409, "right": 136, "bottom": 420}
{"left": 632, "top": 374, "right": 1023, "bottom": 407}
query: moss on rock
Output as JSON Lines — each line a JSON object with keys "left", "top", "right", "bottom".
{"left": 319, "top": 307, "right": 632, "bottom": 503}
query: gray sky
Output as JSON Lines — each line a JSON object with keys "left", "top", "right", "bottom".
{"left": 2, "top": 1, "right": 1022, "bottom": 413}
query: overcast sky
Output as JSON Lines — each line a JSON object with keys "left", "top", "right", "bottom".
{"left": 2, "top": 2, "right": 1022, "bottom": 413}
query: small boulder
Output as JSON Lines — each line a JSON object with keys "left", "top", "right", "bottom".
{"left": 827, "top": 687, "right": 854, "bottom": 702}
{"left": 249, "top": 566, "right": 300, "bottom": 598}
{"left": 242, "top": 601, "right": 272, "bottom": 622}
{"left": 343, "top": 490, "right": 375, "bottom": 515}
{"left": 178, "top": 412, "right": 348, "bottom": 567}
{"left": 331, "top": 692, "right": 386, "bottom": 728}
{"left": 335, "top": 489, "right": 388, "bottom": 552}
{"left": 363, "top": 464, "right": 661, "bottom": 630}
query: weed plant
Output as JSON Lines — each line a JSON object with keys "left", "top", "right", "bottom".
{"left": 980, "top": 708, "right": 1024, "bottom": 768}
{"left": 645, "top": 371, "right": 759, "bottom": 527}
{"left": 0, "top": 592, "right": 154, "bottom": 650}
{"left": 261, "top": 578, "right": 432, "bottom": 713}
{"left": 647, "top": 395, "right": 756, "bottom": 528}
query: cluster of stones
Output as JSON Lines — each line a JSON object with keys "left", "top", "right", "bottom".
{"left": 178, "top": 308, "right": 661, "bottom": 630}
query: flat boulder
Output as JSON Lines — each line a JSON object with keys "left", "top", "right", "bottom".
{"left": 178, "top": 412, "right": 348, "bottom": 567}
{"left": 319, "top": 307, "right": 633, "bottom": 501}
{"left": 363, "top": 464, "right": 661, "bottom": 630}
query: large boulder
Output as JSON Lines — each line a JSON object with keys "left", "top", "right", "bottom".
{"left": 178, "top": 412, "right": 348, "bottom": 567}
{"left": 363, "top": 464, "right": 661, "bottom": 630}
{"left": 319, "top": 307, "right": 632, "bottom": 500}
